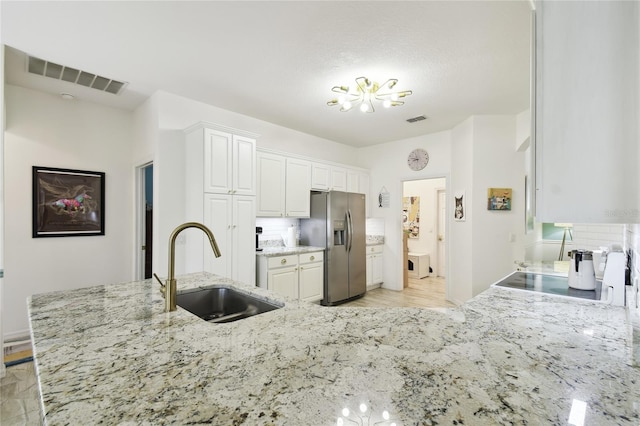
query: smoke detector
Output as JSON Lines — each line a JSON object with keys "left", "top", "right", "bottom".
{"left": 27, "top": 55, "right": 127, "bottom": 95}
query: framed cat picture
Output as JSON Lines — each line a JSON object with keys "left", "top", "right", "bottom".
{"left": 454, "top": 191, "right": 465, "bottom": 221}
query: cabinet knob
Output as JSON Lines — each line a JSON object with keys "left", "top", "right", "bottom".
{"left": 310, "top": 255, "right": 315, "bottom": 261}
{"left": 281, "top": 259, "right": 287, "bottom": 265}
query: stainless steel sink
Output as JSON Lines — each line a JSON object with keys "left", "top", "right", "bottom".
{"left": 176, "top": 286, "right": 282, "bottom": 323}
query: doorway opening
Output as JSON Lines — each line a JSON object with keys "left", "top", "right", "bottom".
{"left": 402, "top": 177, "right": 449, "bottom": 306}
{"left": 136, "top": 162, "right": 153, "bottom": 280}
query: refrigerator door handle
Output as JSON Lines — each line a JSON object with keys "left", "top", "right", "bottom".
{"left": 346, "top": 209, "right": 353, "bottom": 252}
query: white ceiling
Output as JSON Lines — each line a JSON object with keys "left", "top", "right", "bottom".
{"left": 2, "top": 1, "right": 532, "bottom": 147}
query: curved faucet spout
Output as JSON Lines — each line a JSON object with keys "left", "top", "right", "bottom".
{"left": 164, "top": 222, "right": 221, "bottom": 312}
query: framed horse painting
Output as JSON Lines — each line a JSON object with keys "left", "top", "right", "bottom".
{"left": 32, "top": 166, "right": 105, "bottom": 237}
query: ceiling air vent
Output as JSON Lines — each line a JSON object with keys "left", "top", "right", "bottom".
{"left": 27, "top": 55, "right": 127, "bottom": 95}
{"left": 406, "top": 115, "right": 428, "bottom": 123}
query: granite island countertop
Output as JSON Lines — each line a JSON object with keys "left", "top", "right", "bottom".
{"left": 28, "top": 273, "right": 639, "bottom": 425}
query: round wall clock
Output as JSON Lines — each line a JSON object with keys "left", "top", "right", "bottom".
{"left": 407, "top": 148, "right": 429, "bottom": 171}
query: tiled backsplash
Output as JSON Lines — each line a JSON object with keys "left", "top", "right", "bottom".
{"left": 257, "top": 217, "right": 386, "bottom": 248}
{"left": 366, "top": 218, "right": 385, "bottom": 236}
{"left": 256, "top": 218, "right": 300, "bottom": 247}
{"left": 572, "top": 224, "right": 625, "bottom": 250}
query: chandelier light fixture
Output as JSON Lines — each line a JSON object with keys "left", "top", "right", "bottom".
{"left": 327, "top": 76, "right": 412, "bottom": 113}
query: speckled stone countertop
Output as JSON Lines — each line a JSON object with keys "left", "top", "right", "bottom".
{"left": 366, "top": 235, "right": 384, "bottom": 245}
{"left": 28, "top": 273, "right": 639, "bottom": 425}
{"left": 256, "top": 245, "right": 325, "bottom": 257}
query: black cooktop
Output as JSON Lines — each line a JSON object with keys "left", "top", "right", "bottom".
{"left": 493, "top": 271, "right": 601, "bottom": 301}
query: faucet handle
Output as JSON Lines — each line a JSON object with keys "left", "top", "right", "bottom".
{"left": 153, "top": 273, "right": 166, "bottom": 297}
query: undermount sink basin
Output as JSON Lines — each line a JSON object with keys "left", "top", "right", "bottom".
{"left": 176, "top": 286, "right": 282, "bottom": 323}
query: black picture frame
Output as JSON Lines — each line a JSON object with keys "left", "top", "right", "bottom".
{"left": 32, "top": 166, "right": 105, "bottom": 238}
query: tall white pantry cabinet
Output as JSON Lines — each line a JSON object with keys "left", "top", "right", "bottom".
{"left": 184, "top": 123, "right": 258, "bottom": 285}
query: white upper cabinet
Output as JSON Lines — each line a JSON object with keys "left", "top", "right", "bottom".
{"left": 330, "top": 167, "right": 347, "bottom": 192}
{"left": 186, "top": 125, "right": 257, "bottom": 196}
{"left": 311, "top": 163, "right": 331, "bottom": 191}
{"left": 535, "top": 1, "right": 639, "bottom": 223}
{"left": 311, "top": 162, "right": 369, "bottom": 195}
{"left": 256, "top": 152, "right": 311, "bottom": 218}
{"left": 284, "top": 158, "right": 311, "bottom": 218}
{"left": 204, "top": 130, "right": 256, "bottom": 195}
{"left": 256, "top": 152, "right": 286, "bottom": 217}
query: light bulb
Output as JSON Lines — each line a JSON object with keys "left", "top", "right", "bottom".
{"left": 343, "top": 101, "right": 352, "bottom": 110}
{"left": 360, "top": 103, "right": 369, "bottom": 112}
{"left": 359, "top": 403, "right": 367, "bottom": 413}
{"left": 383, "top": 99, "right": 391, "bottom": 108}
{"left": 391, "top": 93, "right": 399, "bottom": 101}
{"left": 337, "top": 418, "right": 344, "bottom": 426}
{"left": 338, "top": 95, "right": 346, "bottom": 105}
{"left": 342, "top": 408, "right": 350, "bottom": 417}
{"left": 382, "top": 411, "right": 390, "bottom": 420}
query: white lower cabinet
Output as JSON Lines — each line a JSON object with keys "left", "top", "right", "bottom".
{"left": 257, "top": 251, "right": 324, "bottom": 302}
{"left": 366, "top": 245, "right": 384, "bottom": 287}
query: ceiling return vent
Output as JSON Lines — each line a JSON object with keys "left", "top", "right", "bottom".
{"left": 27, "top": 55, "right": 127, "bottom": 95}
{"left": 406, "top": 115, "right": 428, "bottom": 123}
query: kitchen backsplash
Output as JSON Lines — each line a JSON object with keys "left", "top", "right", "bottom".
{"left": 256, "top": 217, "right": 386, "bottom": 248}
{"left": 256, "top": 218, "right": 300, "bottom": 248}
{"left": 572, "top": 224, "right": 625, "bottom": 250}
{"left": 366, "top": 218, "right": 385, "bottom": 236}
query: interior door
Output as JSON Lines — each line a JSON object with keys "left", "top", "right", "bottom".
{"left": 437, "top": 190, "right": 446, "bottom": 277}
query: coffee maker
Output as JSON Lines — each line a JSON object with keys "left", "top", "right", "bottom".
{"left": 256, "top": 226, "right": 263, "bottom": 251}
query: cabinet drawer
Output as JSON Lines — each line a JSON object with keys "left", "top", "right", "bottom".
{"left": 299, "top": 251, "right": 324, "bottom": 264}
{"left": 267, "top": 255, "right": 299, "bottom": 269}
{"left": 367, "top": 245, "right": 383, "bottom": 254}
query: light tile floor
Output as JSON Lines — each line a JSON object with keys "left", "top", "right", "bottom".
{"left": 0, "top": 361, "right": 41, "bottom": 425}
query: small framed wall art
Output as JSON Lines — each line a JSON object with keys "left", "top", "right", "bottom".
{"left": 487, "top": 187, "right": 512, "bottom": 211}
{"left": 32, "top": 166, "right": 105, "bottom": 237}
{"left": 454, "top": 191, "right": 465, "bottom": 221}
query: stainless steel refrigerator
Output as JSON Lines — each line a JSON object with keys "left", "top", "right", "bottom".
{"left": 300, "top": 191, "right": 366, "bottom": 305}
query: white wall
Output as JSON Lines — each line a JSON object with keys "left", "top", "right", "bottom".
{"left": 358, "top": 131, "right": 452, "bottom": 292}
{"left": 403, "top": 178, "right": 445, "bottom": 276}
{"left": 3, "top": 85, "right": 135, "bottom": 337}
{"left": 450, "top": 117, "right": 474, "bottom": 303}
{"left": 448, "top": 115, "right": 526, "bottom": 302}
{"left": 470, "top": 116, "right": 525, "bottom": 296}
{"left": 156, "top": 91, "right": 357, "bottom": 163}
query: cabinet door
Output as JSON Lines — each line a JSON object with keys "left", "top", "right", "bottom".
{"left": 203, "top": 129, "right": 233, "bottom": 194}
{"left": 233, "top": 135, "right": 256, "bottom": 196}
{"left": 372, "top": 255, "right": 383, "bottom": 285}
{"left": 203, "top": 194, "right": 233, "bottom": 278}
{"left": 285, "top": 158, "right": 311, "bottom": 218}
{"left": 311, "top": 163, "right": 330, "bottom": 191}
{"left": 330, "top": 167, "right": 347, "bottom": 191}
{"left": 366, "top": 255, "right": 373, "bottom": 286}
{"left": 231, "top": 195, "right": 256, "bottom": 285}
{"left": 299, "top": 262, "right": 323, "bottom": 302}
{"left": 346, "top": 170, "right": 359, "bottom": 193}
{"left": 535, "top": 1, "right": 639, "bottom": 223}
{"left": 268, "top": 266, "right": 299, "bottom": 299}
{"left": 256, "top": 152, "right": 286, "bottom": 217}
